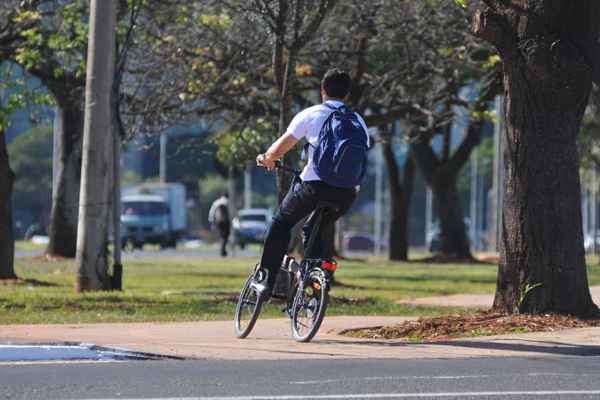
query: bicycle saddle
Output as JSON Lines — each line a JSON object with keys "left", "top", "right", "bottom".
{"left": 316, "top": 201, "right": 340, "bottom": 213}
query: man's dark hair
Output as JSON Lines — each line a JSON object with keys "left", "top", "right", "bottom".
{"left": 321, "top": 68, "right": 351, "bottom": 99}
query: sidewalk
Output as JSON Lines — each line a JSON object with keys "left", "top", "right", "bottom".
{"left": 2, "top": 315, "right": 600, "bottom": 361}
{"left": 396, "top": 286, "right": 600, "bottom": 309}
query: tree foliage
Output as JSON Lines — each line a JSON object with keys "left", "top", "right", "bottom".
{"left": 126, "top": 0, "right": 500, "bottom": 258}
{"left": 215, "top": 119, "right": 276, "bottom": 167}
{"left": 0, "top": 1, "right": 90, "bottom": 102}
{"left": 7, "top": 125, "right": 52, "bottom": 219}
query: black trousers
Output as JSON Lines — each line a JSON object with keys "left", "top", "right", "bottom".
{"left": 260, "top": 178, "right": 356, "bottom": 288}
{"left": 217, "top": 222, "right": 230, "bottom": 257}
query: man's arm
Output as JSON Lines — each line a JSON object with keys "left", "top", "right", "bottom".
{"left": 257, "top": 132, "right": 299, "bottom": 170}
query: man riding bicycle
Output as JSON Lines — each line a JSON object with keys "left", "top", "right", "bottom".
{"left": 256, "top": 68, "right": 370, "bottom": 300}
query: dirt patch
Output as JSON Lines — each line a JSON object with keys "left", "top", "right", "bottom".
{"left": 30, "top": 254, "right": 72, "bottom": 262}
{"left": 210, "top": 295, "right": 288, "bottom": 305}
{"left": 71, "top": 302, "right": 135, "bottom": 311}
{"left": 210, "top": 294, "right": 374, "bottom": 306}
{"left": 32, "top": 302, "right": 137, "bottom": 312}
{"left": 211, "top": 295, "right": 239, "bottom": 304}
{"left": 0, "top": 278, "right": 59, "bottom": 287}
{"left": 410, "top": 254, "right": 493, "bottom": 264}
{"left": 330, "top": 296, "right": 374, "bottom": 306}
{"left": 0, "top": 300, "right": 25, "bottom": 310}
{"left": 331, "top": 281, "right": 369, "bottom": 290}
{"left": 163, "top": 290, "right": 240, "bottom": 297}
{"left": 341, "top": 311, "right": 600, "bottom": 341}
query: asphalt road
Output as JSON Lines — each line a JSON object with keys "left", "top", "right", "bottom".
{"left": 2, "top": 356, "right": 600, "bottom": 400}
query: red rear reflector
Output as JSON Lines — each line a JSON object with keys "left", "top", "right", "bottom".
{"left": 322, "top": 260, "right": 337, "bottom": 272}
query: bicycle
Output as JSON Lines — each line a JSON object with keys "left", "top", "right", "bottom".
{"left": 234, "top": 162, "right": 339, "bottom": 342}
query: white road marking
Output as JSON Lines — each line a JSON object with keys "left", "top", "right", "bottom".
{"left": 291, "top": 375, "right": 490, "bottom": 385}
{"left": 291, "top": 372, "right": 600, "bottom": 385}
{"left": 290, "top": 379, "right": 341, "bottom": 385}
{"left": 527, "top": 372, "right": 595, "bottom": 377}
{"left": 86, "top": 390, "right": 600, "bottom": 400}
{"left": 365, "top": 375, "right": 490, "bottom": 381}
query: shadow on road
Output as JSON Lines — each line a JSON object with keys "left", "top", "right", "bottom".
{"left": 315, "top": 338, "right": 600, "bottom": 357}
{"left": 433, "top": 338, "right": 600, "bottom": 357}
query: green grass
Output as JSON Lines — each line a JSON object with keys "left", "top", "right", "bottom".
{"left": 14, "top": 240, "right": 46, "bottom": 252}
{"left": 2, "top": 255, "right": 600, "bottom": 324}
{"left": 14, "top": 239, "right": 262, "bottom": 254}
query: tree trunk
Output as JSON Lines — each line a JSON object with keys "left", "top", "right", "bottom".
{"left": 75, "top": 0, "right": 117, "bottom": 292}
{"left": 46, "top": 102, "right": 84, "bottom": 258}
{"left": 432, "top": 179, "right": 470, "bottom": 259}
{"left": 276, "top": 54, "right": 296, "bottom": 203}
{"left": 382, "top": 140, "right": 415, "bottom": 261}
{"left": 411, "top": 126, "right": 479, "bottom": 260}
{"left": 0, "top": 129, "right": 16, "bottom": 280}
{"left": 473, "top": 1, "right": 600, "bottom": 315}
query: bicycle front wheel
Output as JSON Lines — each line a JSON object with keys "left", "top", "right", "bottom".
{"left": 234, "top": 273, "right": 263, "bottom": 338}
{"left": 291, "top": 269, "right": 329, "bottom": 342}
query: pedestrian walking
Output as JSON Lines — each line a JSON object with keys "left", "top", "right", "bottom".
{"left": 208, "top": 193, "right": 231, "bottom": 257}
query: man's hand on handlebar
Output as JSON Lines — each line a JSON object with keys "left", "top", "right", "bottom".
{"left": 256, "top": 153, "right": 277, "bottom": 171}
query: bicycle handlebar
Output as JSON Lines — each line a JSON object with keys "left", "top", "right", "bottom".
{"left": 257, "top": 154, "right": 301, "bottom": 175}
{"left": 273, "top": 160, "right": 301, "bottom": 175}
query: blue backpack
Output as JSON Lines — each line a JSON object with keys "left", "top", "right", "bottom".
{"left": 308, "top": 103, "right": 369, "bottom": 188}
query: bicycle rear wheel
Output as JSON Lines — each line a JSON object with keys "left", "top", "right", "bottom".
{"left": 234, "top": 271, "right": 264, "bottom": 338}
{"left": 291, "top": 269, "right": 329, "bottom": 342}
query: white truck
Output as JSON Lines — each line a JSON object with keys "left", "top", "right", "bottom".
{"left": 121, "top": 183, "right": 187, "bottom": 249}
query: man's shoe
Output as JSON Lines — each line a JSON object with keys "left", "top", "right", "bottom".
{"left": 251, "top": 281, "right": 272, "bottom": 302}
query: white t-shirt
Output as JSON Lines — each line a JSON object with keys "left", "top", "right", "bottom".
{"left": 286, "top": 100, "right": 370, "bottom": 182}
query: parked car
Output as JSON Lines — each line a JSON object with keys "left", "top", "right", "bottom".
{"left": 232, "top": 208, "right": 272, "bottom": 249}
{"left": 343, "top": 232, "right": 387, "bottom": 252}
{"left": 344, "top": 232, "right": 375, "bottom": 252}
